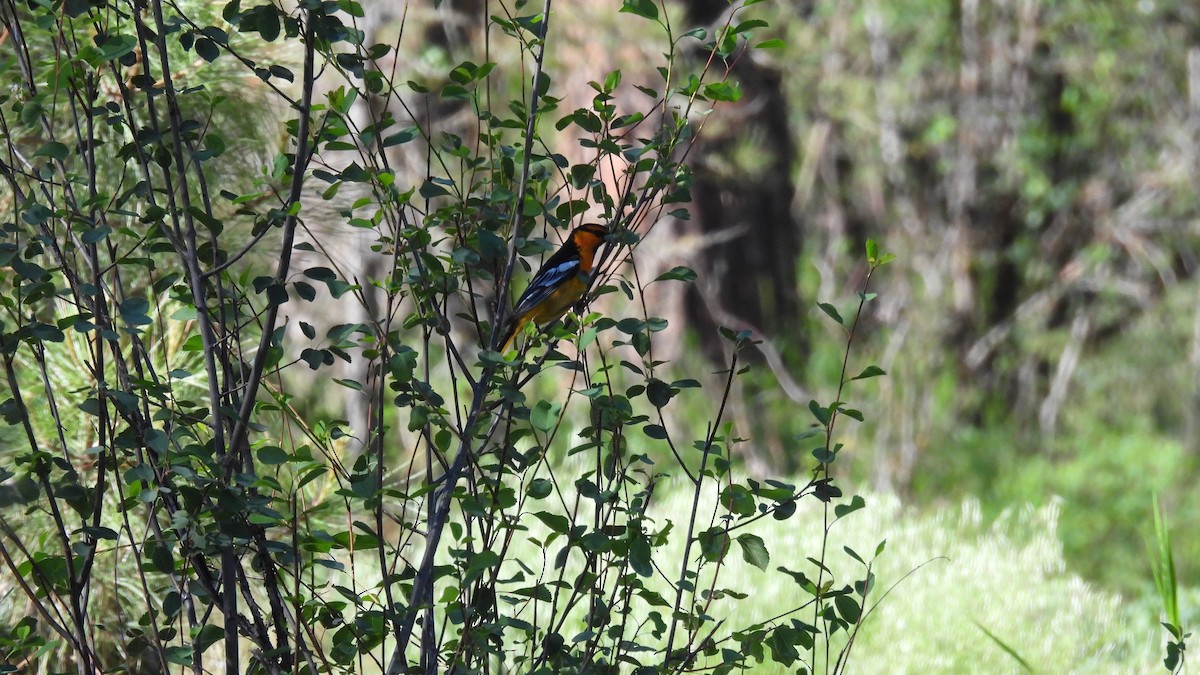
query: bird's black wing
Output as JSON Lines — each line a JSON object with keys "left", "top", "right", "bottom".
{"left": 512, "top": 258, "right": 581, "bottom": 317}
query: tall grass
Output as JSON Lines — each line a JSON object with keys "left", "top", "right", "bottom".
{"left": 499, "top": 480, "right": 1164, "bottom": 673}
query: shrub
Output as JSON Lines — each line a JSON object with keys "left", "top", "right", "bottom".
{"left": 0, "top": 0, "right": 901, "bottom": 672}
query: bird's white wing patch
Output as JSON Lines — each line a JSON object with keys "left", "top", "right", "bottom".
{"left": 513, "top": 259, "right": 579, "bottom": 315}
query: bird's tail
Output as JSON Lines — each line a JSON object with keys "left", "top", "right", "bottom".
{"left": 497, "top": 316, "right": 525, "bottom": 354}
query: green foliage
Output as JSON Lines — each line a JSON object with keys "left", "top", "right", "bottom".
{"left": 504, "top": 488, "right": 1162, "bottom": 674}
{"left": 0, "top": 0, "right": 906, "bottom": 672}
{"left": 737, "top": 2, "right": 1200, "bottom": 601}
{"left": 1149, "top": 497, "right": 1191, "bottom": 674}
{"left": 798, "top": 495, "right": 1164, "bottom": 674}
{"left": 12, "top": 0, "right": 1188, "bottom": 670}
{"left": 897, "top": 278, "right": 1200, "bottom": 596}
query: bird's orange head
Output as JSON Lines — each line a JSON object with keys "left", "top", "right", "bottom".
{"left": 569, "top": 224, "right": 608, "bottom": 270}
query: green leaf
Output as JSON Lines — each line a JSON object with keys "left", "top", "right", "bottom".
{"left": 303, "top": 266, "right": 337, "bottom": 281}
{"left": 527, "top": 478, "right": 553, "bottom": 499}
{"left": 63, "top": 0, "right": 91, "bottom": 17}
{"left": 265, "top": 283, "right": 288, "bottom": 308}
{"left": 852, "top": 365, "right": 886, "bottom": 381}
{"left": 808, "top": 400, "right": 831, "bottom": 426}
{"left": 843, "top": 545, "right": 864, "bottom": 564}
{"left": 119, "top": 298, "right": 152, "bottom": 327}
{"left": 655, "top": 266, "right": 697, "bottom": 283}
{"left": 532, "top": 511, "right": 570, "bottom": 534}
{"left": 299, "top": 348, "right": 326, "bottom": 369}
{"left": 818, "top": 302, "right": 843, "bottom": 326}
{"left": 257, "top": 446, "right": 289, "bottom": 465}
{"left": 449, "top": 60, "right": 478, "bottom": 83}
{"left": 419, "top": 179, "right": 451, "bottom": 199}
{"left": 1149, "top": 494, "right": 1181, "bottom": 630}
{"left": 195, "top": 37, "right": 219, "bottom": 62}
{"left": 855, "top": 572, "right": 876, "bottom": 597}
{"left": 267, "top": 64, "right": 293, "bottom": 82}
{"left": 29, "top": 323, "right": 65, "bottom": 342}
{"left": 81, "top": 226, "right": 112, "bottom": 245}
{"left": 835, "top": 593, "right": 861, "bottom": 624}
{"left": 721, "top": 484, "right": 755, "bottom": 517}
{"left": 383, "top": 127, "right": 418, "bottom": 146}
{"left": 736, "top": 533, "right": 769, "bottom": 570}
{"left": 699, "top": 527, "right": 730, "bottom": 563}
{"left": 768, "top": 625, "right": 800, "bottom": 665}
{"left": 756, "top": 38, "right": 786, "bottom": 49}
{"left": 147, "top": 542, "right": 174, "bottom": 574}
{"left": 192, "top": 624, "right": 224, "bottom": 653}
{"left": 530, "top": 400, "right": 560, "bottom": 433}
{"left": 643, "top": 424, "right": 668, "bottom": 440}
{"left": 603, "top": 69, "right": 622, "bottom": 93}
{"left": 646, "top": 379, "right": 674, "bottom": 407}
{"left": 464, "top": 550, "right": 500, "bottom": 581}
{"left": 733, "top": 19, "right": 769, "bottom": 33}
{"left": 34, "top": 142, "right": 69, "bottom": 161}
{"left": 256, "top": 6, "right": 281, "bottom": 41}
{"left": 1165, "top": 640, "right": 1181, "bottom": 670}
{"left": 867, "top": 239, "right": 896, "bottom": 266}
{"left": 772, "top": 500, "right": 797, "bottom": 520}
{"left": 164, "top": 646, "right": 193, "bottom": 666}
{"left": 629, "top": 535, "right": 652, "bottom": 577}
{"left": 294, "top": 281, "right": 316, "bottom": 301}
{"left": 434, "top": 429, "right": 451, "bottom": 452}
{"left": 511, "top": 584, "right": 552, "bottom": 602}
{"left": 326, "top": 279, "right": 357, "bottom": 298}
{"left": 619, "top": 0, "right": 658, "bottom": 21}
{"left": 407, "top": 406, "right": 429, "bottom": 432}
{"left": 777, "top": 566, "right": 818, "bottom": 595}
{"left": 839, "top": 407, "right": 864, "bottom": 422}
{"left": 834, "top": 495, "right": 866, "bottom": 520}
{"left": 813, "top": 480, "right": 842, "bottom": 502}
{"left": 703, "top": 82, "right": 743, "bottom": 103}
{"left": 81, "top": 526, "right": 118, "bottom": 541}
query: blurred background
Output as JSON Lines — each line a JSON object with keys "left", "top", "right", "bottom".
{"left": 340, "top": 0, "right": 1200, "bottom": 608}
{"left": 6, "top": 0, "right": 1194, "bottom": 669}
{"left": 701, "top": 0, "right": 1200, "bottom": 598}
{"left": 674, "top": 0, "right": 1200, "bottom": 599}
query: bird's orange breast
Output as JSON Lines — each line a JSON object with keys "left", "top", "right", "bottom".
{"left": 523, "top": 275, "right": 588, "bottom": 326}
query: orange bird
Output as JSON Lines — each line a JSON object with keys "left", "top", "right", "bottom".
{"left": 497, "top": 224, "right": 608, "bottom": 353}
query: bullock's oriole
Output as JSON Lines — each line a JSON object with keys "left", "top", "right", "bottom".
{"left": 497, "top": 223, "right": 608, "bottom": 353}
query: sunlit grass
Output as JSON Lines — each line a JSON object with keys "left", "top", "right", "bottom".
{"left": 496, "top": 480, "right": 1167, "bottom": 673}
{"left": 801, "top": 493, "right": 1159, "bottom": 674}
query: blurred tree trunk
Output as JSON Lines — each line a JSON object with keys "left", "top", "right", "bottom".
{"left": 679, "top": 1, "right": 805, "bottom": 366}
{"left": 948, "top": 0, "right": 1101, "bottom": 437}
